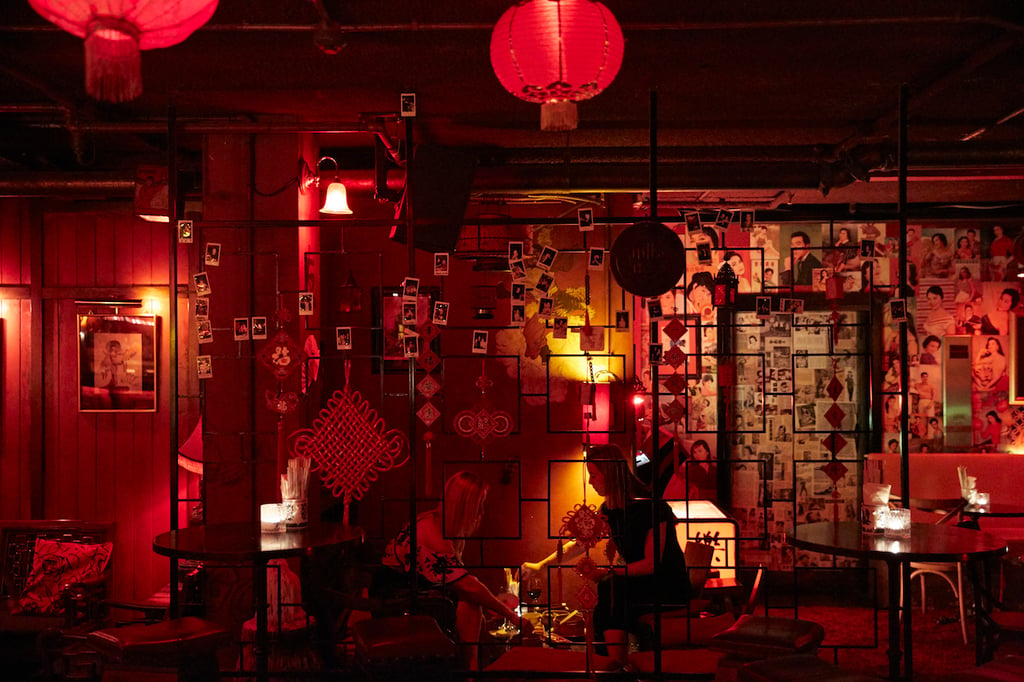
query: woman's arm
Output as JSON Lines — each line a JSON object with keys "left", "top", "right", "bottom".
{"left": 449, "top": 573, "right": 528, "bottom": 629}
{"left": 521, "top": 539, "right": 583, "bottom": 577}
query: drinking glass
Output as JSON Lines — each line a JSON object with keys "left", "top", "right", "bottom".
{"left": 525, "top": 576, "right": 543, "bottom": 612}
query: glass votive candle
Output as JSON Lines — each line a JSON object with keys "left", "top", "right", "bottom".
{"left": 260, "top": 502, "right": 286, "bottom": 533}
{"left": 975, "top": 492, "right": 990, "bottom": 509}
{"left": 883, "top": 507, "right": 911, "bottom": 538}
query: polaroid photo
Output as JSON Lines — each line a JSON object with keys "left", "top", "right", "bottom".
{"left": 204, "top": 242, "right": 222, "bottom": 267}
{"left": 194, "top": 297, "right": 209, "bottom": 319}
{"left": 538, "top": 296, "right": 554, "bottom": 318}
{"left": 433, "top": 253, "right": 450, "bottom": 277}
{"left": 193, "top": 272, "right": 211, "bottom": 297}
{"left": 233, "top": 317, "right": 250, "bottom": 341}
{"left": 755, "top": 296, "right": 771, "bottom": 319}
{"left": 403, "top": 333, "right": 420, "bottom": 358}
{"left": 578, "top": 207, "right": 594, "bottom": 232}
{"left": 511, "top": 282, "right": 526, "bottom": 302}
{"left": 511, "top": 303, "right": 526, "bottom": 326}
{"left": 889, "top": 298, "right": 908, "bottom": 322}
{"left": 739, "top": 210, "right": 755, "bottom": 231}
{"left": 791, "top": 299, "right": 805, "bottom": 314}
{"left": 537, "top": 246, "right": 558, "bottom": 271}
{"left": 298, "top": 292, "right": 314, "bottom": 316}
{"left": 647, "top": 298, "right": 663, "bottom": 320}
{"left": 251, "top": 316, "right": 267, "bottom": 340}
{"left": 432, "top": 301, "right": 450, "bottom": 326}
{"left": 402, "top": 277, "right": 420, "bottom": 300}
{"left": 684, "top": 211, "right": 702, "bottom": 234}
{"left": 510, "top": 260, "right": 527, "bottom": 282}
{"left": 536, "top": 272, "right": 555, "bottom": 294}
{"left": 649, "top": 343, "right": 664, "bottom": 364}
{"left": 197, "top": 319, "right": 213, "bottom": 344}
{"left": 696, "top": 242, "right": 712, "bottom": 264}
{"left": 553, "top": 317, "right": 568, "bottom": 339}
{"left": 588, "top": 247, "right": 605, "bottom": 270}
{"left": 579, "top": 325, "right": 604, "bottom": 351}
{"left": 336, "top": 327, "right": 353, "bottom": 351}
{"left": 400, "top": 92, "right": 417, "bottom": 117}
{"left": 508, "top": 241, "right": 524, "bottom": 263}
{"left": 780, "top": 298, "right": 795, "bottom": 314}
{"left": 197, "top": 354, "right": 213, "bottom": 379}
{"left": 402, "top": 301, "right": 417, "bottom": 325}
{"left": 715, "top": 209, "right": 733, "bottom": 228}
{"left": 472, "top": 330, "right": 489, "bottom": 354}
{"left": 615, "top": 310, "right": 630, "bottom": 332}
{"left": 861, "top": 239, "right": 876, "bottom": 258}
{"left": 177, "top": 220, "right": 194, "bottom": 244}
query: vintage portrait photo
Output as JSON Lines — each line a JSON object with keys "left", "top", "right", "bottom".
{"left": 510, "top": 260, "right": 527, "bottom": 282}
{"left": 403, "top": 333, "right": 419, "bottom": 358}
{"left": 298, "top": 292, "right": 314, "bottom": 316}
{"left": 536, "top": 272, "right": 554, "bottom": 294}
{"left": 890, "top": 298, "right": 907, "bottom": 322}
{"left": 589, "top": 247, "right": 605, "bottom": 270}
{"left": 233, "top": 317, "right": 249, "bottom": 341}
{"left": 684, "top": 211, "right": 702, "bottom": 233}
{"left": 400, "top": 92, "right": 416, "bottom": 117}
{"left": 197, "top": 319, "right": 213, "bottom": 344}
{"left": 472, "top": 330, "right": 489, "bottom": 354}
{"left": 615, "top": 310, "right": 630, "bottom": 332}
{"left": 538, "top": 296, "right": 554, "bottom": 318}
{"left": 336, "top": 327, "right": 352, "bottom": 350}
{"left": 696, "top": 242, "right": 712, "bottom": 263}
{"left": 433, "top": 252, "right": 449, "bottom": 276}
{"left": 648, "top": 298, "right": 663, "bottom": 320}
{"left": 511, "top": 282, "right": 526, "bottom": 301}
{"left": 402, "top": 277, "right": 420, "bottom": 299}
{"left": 537, "top": 246, "right": 558, "bottom": 271}
{"left": 553, "top": 317, "right": 568, "bottom": 339}
{"left": 578, "top": 207, "right": 594, "bottom": 231}
{"left": 756, "top": 296, "right": 771, "bottom": 319}
{"left": 649, "top": 343, "right": 664, "bottom": 364}
{"left": 432, "top": 301, "right": 450, "bottom": 326}
{"left": 197, "top": 354, "right": 212, "bottom": 379}
{"left": 508, "top": 241, "right": 524, "bottom": 262}
{"left": 193, "top": 272, "right": 211, "bottom": 296}
{"left": 204, "top": 242, "right": 221, "bottom": 266}
{"left": 177, "top": 219, "right": 194, "bottom": 244}
{"left": 511, "top": 303, "right": 525, "bottom": 325}
{"left": 402, "top": 301, "right": 417, "bottom": 325}
{"left": 194, "top": 297, "right": 209, "bottom": 319}
{"left": 251, "top": 316, "right": 267, "bottom": 339}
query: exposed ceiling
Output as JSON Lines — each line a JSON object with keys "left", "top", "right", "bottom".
{"left": 1, "top": 1, "right": 1022, "bottom": 214}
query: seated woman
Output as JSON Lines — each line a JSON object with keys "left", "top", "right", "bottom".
{"left": 521, "top": 444, "right": 688, "bottom": 664}
{"left": 372, "top": 471, "right": 527, "bottom": 671}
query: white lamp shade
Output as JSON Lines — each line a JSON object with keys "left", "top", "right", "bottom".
{"left": 320, "top": 181, "right": 353, "bottom": 215}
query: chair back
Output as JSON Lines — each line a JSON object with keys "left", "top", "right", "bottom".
{"left": 683, "top": 541, "right": 716, "bottom": 596}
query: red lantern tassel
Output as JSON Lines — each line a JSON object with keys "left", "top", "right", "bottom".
{"left": 541, "top": 101, "right": 579, "bottom": 132}
{"left": 84, "top": 18, "right": 142, "bottom": 103}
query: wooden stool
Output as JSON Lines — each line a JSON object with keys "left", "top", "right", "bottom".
{"left": 87, "top": 616, "right": 230, "bottom": 682}
{"left": 738, "top": 654, "right": 881, "bottom": 681}
{"left": 351, "top": 614, "right": 457, "bottom": 680}
{"left": 708, "top": 615, "right": 825, "bottom": 682}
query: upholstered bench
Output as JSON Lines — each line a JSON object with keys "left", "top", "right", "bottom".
{"left": 351, "top": 614, "right": 458, "bottom": 679}
{"left": 708, "top": 615, "right": 826, "bottom": 682}
{"left": 87, "top": 616, "right": 231, "bottom": 681}
{"left": 738, "top": 654, "right": 882, "bottom": 681}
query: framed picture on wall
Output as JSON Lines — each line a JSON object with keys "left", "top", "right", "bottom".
{"left": 372, "top": 287, "right": 439, "bottom": 373}
{"left": 78, "top": 314, "right": 158, "bottom": 412}
{"left": 1010, "top": 313, "right": 1024, "bottom": 405}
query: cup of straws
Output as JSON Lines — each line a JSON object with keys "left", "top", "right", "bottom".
{"left": 282, "top": 457, "right": 311, "bottom": 529}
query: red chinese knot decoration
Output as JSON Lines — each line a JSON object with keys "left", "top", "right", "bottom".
{"left": 490, "top": 0, "right": 624, "bottom": 131}
{"left": 28, "top": 0, "right": 218, "bottom": 103}
{"left": 559, "top": 503, "right": 609, "bottom": 550}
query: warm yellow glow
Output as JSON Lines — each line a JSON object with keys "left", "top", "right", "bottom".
{"left": 320, "top": 181, "right": 353, "bottom": 215}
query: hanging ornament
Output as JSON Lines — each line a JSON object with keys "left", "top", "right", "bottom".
{"left": 338, "top": 271, "right": 363, "bottom": 313}
{"left": 291, "top": 361, "right": 408, "bottom": 525}
{"left": 258, "top": 330, "right": 306, "bottom": 381}
{"left": 453, "top": 368, "right": 513, "bottom": 452}
{"left": 29, "top": 0, "right": 218, "bottom": 103}
{"left": 490, "top": 0, "right": 624, "bottom": 131}
{"left": 559, "top": 503, "right": 609, "bottom": 550}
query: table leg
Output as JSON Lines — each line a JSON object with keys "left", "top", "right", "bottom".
{"left": 967, "top": 557, "right": 996, "bottom": 665}
{"left": 254, "top": 558, "right": 269, "bottom": 682}
{"left": 901, "top": 559, "right": 913, "bottom": 681}
{"left": 886, "top": 559, "right": 902, "bottom": 681}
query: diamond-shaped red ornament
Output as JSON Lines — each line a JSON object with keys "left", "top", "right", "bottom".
{"left": 662, "top": 318, "right": 685, "bottom": 341}
{"left": 822, "top": 433, "right": 848, "bottom": 455}
{"left": 417, "top": 374, "right": 441, "bottom": 399}
{"left": 418, "top": 321, "right": 440, "bottom": 342}
{"left": 664, "top": 346, "right": 686, "bottom": 369}
{"left": 662, "top": 398, "right": 686, "bottom": 423}
{"left": 826, "top": 377, "right": 844, "bottom": 401}
{"left": 257, "top": 330, "right": 306, "bottom": 381}
{"left": 417, "top": 401, "right": 441, "bottom": 427}
{"left": 577, "top": 583, "right": 599, "bottom": 610}
{"left": 417, "top": 350, "right": 440, "bottom": 373}
{"left": 825, "top": 403, "right": 846, "bottom": 429}
{"left": 822, "top": 460, "right": 849, "bottom": 483}
{"left": 663, "top": 372, "right": 688, "bottom": 396}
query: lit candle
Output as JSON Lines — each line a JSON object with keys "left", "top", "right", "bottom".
{"left": 261, "top": 503, "right": 286, "bottom": 533}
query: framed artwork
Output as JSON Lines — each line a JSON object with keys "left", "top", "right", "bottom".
{"left": 78, "top": 314, "right": 158, "bottom": 412}
{"left": 372, "top": 287, "right": 440, "bottom": 373}
{"left": 1010, "top": 314, "right": 1024, "bottom": 405}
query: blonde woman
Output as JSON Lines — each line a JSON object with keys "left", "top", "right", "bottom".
{"left": 373, "top": 471, "right": 527, "bottom": 670}
{"left": 521, "top": 444, "right": 688, "bottom": 664}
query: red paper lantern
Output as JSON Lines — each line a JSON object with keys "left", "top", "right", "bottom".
{"left": 29, "top": 0, "right": 218, "bottom": 103}
{"left": 490, "top": 0, "right": 624, "bottom": 131}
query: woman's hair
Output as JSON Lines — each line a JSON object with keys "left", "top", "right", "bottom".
{"left": 958, "top": 236, "right": 970, "bottom": 248}
{"left": 987, "top": 337, "right": 1004, "bottom": 354}
{"left": 443, "top": 471, "right": 489, "bottom": 553}
{"left": 686, "top": 271, "right": 715, "bottom": 299}
{"left": 932, "top": 233, "right": 947, "bottom": 246}
{"left": 586, "top": 443, "right": 647, "bottom": 508}
{"left": 691, "top": 439, "right": 711, "bottom": 459}
{"left": 926, "top": 285, "right": 943, "bottom": 298}
{"left": 987, "top": 410, "right": 1002, "bottom": 423}
{"left": 1002, "top": 288, "right": 1021, "bottom": 308}
{"left": 960, "top": 266, "right": 971, "bottom": 279}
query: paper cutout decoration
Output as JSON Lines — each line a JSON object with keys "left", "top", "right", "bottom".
{"left": 453, "top": 369, "right": 513, "bottom": 449}
{"left": 291, "top": 362, "right": 408, "bottom": 524}
{"left": 258, "top": 330, "right": 306, "bottom": 381}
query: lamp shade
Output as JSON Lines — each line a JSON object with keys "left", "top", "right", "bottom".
{"left": 29, "top": 0, "right": 218, "bottom": 102}
{"left": 490, "top": 0, "right": 624, "bottom": 131}
{"left": 320, "top": 181, "right": 353, "bottom": 215}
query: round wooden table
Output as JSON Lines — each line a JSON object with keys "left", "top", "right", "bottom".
{"left": 154, "top": 522, "right": 363, "bottom": 682}
{"left": 787, "top": 520, "right": 1007, "bottom": 681}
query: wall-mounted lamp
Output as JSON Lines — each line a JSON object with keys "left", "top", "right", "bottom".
{"left": 582, "top": 370, "right": 622, "bottom": 445}
{"left": 300, "top": 156, "right": 353, "bottom": 216}
{"left": 713, "top": 262, "right": 739, "bottom": 307}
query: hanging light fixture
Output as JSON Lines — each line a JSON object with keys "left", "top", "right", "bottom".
{"left": 490, "top": 0, "right": 624, "bottom": 132}
{"left": 713, "top": 261, "right": 739, "bottom": 307}
{"left": 300, "top": 156, "right": 353, "bottom": 216}
{"left": 28, "top": 0, "right": 218, "bottom": 103}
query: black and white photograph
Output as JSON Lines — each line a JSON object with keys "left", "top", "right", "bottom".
{"left": 433, "top": 252, "right": 449, "bottom": 276}
{"left": 615, "top": 310, "right": 630, "bottom": 331}
{"left": 649, "top": 343, "right": 664, "bottom": 364}
{"left": 860, "top": 239, "right": 876, "bottom": 258}
{"left": 578, "top": 207, "right": 594, "bottom": 231}
{"left": 755, "top": 296, "right": 771, "bottom": 319}
{"left": 890, "top": 298, "right": 907, "bottom": 322}
{"left": 696, "top": 242, "right": 712, "bottom": 264}
{"left": 472, "top": 329, "right": 489, "bottom": 354}
{"left": 647, "top": 298, "right": 663, "bottom": 320}
{"left": 538, "top": 296, "right": 554, "bottom": 318}
{"left": 553, "top": 317, "right": 568, "bottom": 339}
{"left": 510, "top": 260, "right": 527, "bottom": 282}
{"left": 336, "top": 326, "right": 352, "bottom": 350}
{"left": 537, "top": 246, "right": 558, "bottom": 271}
{"left": 402, "top": 277, "right": 420, "bottom": 300}
{"left": 193, "top": 272, "right": 211, "bottom": 296}
{"left": 536, "top": 272, "right": 554, "bottom": 294}
{"left": 508, "top": 241, "right": 524, "bottom": 262}
{"left": 715, "top": 209, "right": 733, "bottom": 228}
{"left": 197, "top": 354, "right": 212, "bottom": 379}
{"left": 194, "top": 297, "right": 209, "bottom": 319}
{"left": 684, "top": 211, "right": 702, "bottom": 233}
{"left": 204, "top": 242, "right": 221, "bottom": 266}
{"left": 432, "top": 301, "right": 450, "bottom": 326}
{"left": 403, "top": 333, "right": 419, "bottom": 358}
{"left": 251, "top": 316, "right": 267, "bottom": 339}
{"left": 740, "top": 211, "right": 755, "bottom": 231}
{"left": 400, "top": 92, "right": 416, "bottom": 117}
{"left": 233, "top": 317, "right": 249, "bottom": 341}
{"left": 402, "top": 301, "right": 417, "bottom": 325}
{"left": 511, "top": 303, "right": 525, "bottom": 325}
{"left": 588, "top": 247, "right": 605, "bottom": 270}
{"left": 197, "top": 319, "right": 213, "bottom": 344}
{"left": 177, "top": 219, "right": 194, "bottom": 243}
{"left": 511, "top": 282, "right": 526, "bottom": 301}
{"left": 298, "top": 292, "right": 314, "bottom": 316}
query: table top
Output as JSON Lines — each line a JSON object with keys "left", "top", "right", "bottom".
{"left": 787, "top": 521, "right": 1008, "bottom": 563}
{"left": 153, "top": 522, "right": 364, "bottom": 562}
{"left": 963, "top": 502, "right": 1024, "bottom": 518}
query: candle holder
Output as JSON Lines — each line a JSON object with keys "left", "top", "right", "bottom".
{"left": 260, "top": 503, "right": 287, "bottom": 533}
{"left": 882, "top": 507, "right": 911, "bottom": 539}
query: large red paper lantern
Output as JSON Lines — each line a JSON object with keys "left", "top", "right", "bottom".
{"left": 29, "top": 0, "right": 219, "bottom": 103}
{"left": 490, "top": 0, "right": 624, "bottom": 131}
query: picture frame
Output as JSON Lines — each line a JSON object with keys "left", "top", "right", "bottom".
{"left": 78, "top": 314, "right": 158, "bottom": 412}
{"left": 1010, "top": 314, "right": 1024, "bottom": 405}
{"left": 373, "top": 286, "right": 440, "bottom": 373}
